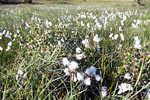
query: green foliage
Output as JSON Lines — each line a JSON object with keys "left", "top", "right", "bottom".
{"left": 24, "top": 0, "right": 32, "bottom": 3}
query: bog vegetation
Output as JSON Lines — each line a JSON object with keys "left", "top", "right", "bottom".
{"left": 0, "top": 1, "right": 150, "bottom": 99}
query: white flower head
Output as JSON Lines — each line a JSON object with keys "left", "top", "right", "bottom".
{"left": 85, "top": 66, "right": 97, "bottom": 76}
{"left": 64, "top": 68, "right": 70, "bottom": 76}
{"left": 102, "top": 86, "right": 107, "bottom": 98}
{"left": 76, "top": 54, "right": 84, "bottom": 60}
{"left": 95, "top": 74, "right": 101, "bottom": 81}
{"left": 62, "top": 57, "right": 70, "bottom": 66}
{"left": 0, "top": 46, "right": 3, "bottom": 51}
{"left": 77, "top": 72, "right": 84, "bottom": 81}
{"left": 137, "top": 19, "right": 142, "bottom": 25}
{"left": 76, "top": 47, "right": 82, "bottom": 54}
{"left": 110, "top": 27, "right": 113, "bottom": 31}
{"left": 17, "top": 69, "right": 23, "bottom": 75}
{"left": 81, "top": 21, "right": 85, "bottom": 26}
{"left": 132, "top": 23, "right": 138, "bottom": 28}
{"left": 118, "top": 83, "right": 133, "bottom": 94}
{"left": 23, "top": 73, "right": 27, "bottom": 79}
{"left": 82, "top": 39, "right": 90, "bottom": 48}
{"left": 109, "top": 33, "right": 113, "bottom": 38}
{"left": 134, "top": 36, "right": 141, "bottom": 49}
{"left": 119, "top": 26, "right": 122, "bottom": 32}
{"left": 124, "top": 73, "right": 131, "bottom": 80}
{"left": 58, "top": 41, "right": 61, "bottom": 46}
{"left": 87, "top": 23, "right": 90, "bottom": 28}
{"left": 61, "top": 38, "right": 64, "bottom": 42}
{"left": 16, "top": 74, "right": 19, "bottom": 81}
{"left": 2, "top": 30, "right": 6, "bottom": 35}
{"left": 120, "top": 33, "right": 124, "bottom": 41}
{"left": 112, "top": 34, "right": 119, "bottom": 40}
{"left": 134, "top": 36, "right": 139, "bottom": 41}
{"left": 17, "top": 30, "right": 20, "bottom": 34}
{"left": 135, "top": 39, "right": 141, "bottom": 45}
{"left": 46, "top": 20, "right": 52, "bottom": 28}
{"left": 84, "top": 77, "right": 91, "bottom": 86}
{"left": 69, "top": 61, "right": 79, "bottom": 71}
{"left": 8, "top": 42, "right": 12, "bottom": 47}
{"left": 96, "top": 23, "right": 102, "bottom": 30}
{"left": 134, "top": 43, "right": 141, "bottom": 49}
{"left": 6, "top": 46, "right": 11, "bottom": 51}
{"left": 93, "top": 34, "right": 101, "bottom": 43}
{"left": 118, "top": 44, "right": 122, "bottom": 50}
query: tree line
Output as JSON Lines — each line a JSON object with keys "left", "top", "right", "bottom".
{"left": 1, "top": 0, "right": 146, "bottom": 5}
{"left": 2, "top": 0, "right": 32, "bottom": 3}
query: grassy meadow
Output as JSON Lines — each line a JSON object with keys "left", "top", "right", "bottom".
{"left": 0, "top": 0, "right": 150, "bottom": 99}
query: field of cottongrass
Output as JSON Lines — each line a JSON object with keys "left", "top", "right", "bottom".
{"left": 0, "top": 4, "right": 150, "bottom": 100}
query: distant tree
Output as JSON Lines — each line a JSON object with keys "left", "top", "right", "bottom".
{"left": 84, "top": 0, "right": 86, "bottom": 1}
{"left": 137, "top": 0, "right": 141, "bottom": 5}
{"left": 134, "top": 0, "right": 145, "bottom": 6}
{"left": 24, "top": 0, "right": 32, "bottom": 3}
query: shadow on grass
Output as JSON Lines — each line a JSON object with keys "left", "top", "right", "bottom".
{"left": 50, "top": 1, "right": 73, "bottom": 5}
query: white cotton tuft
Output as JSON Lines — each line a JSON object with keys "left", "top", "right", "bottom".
{"left": 82, "top": 39, "right": 90, "bottom": 48}
{"left": 95, "top": 74, "right": 101, "bottom": 81}
{"left": 109, "top": 33, "right": 113, "bottom": 38}
{"left": 85, "top": 66, "right": 97, "bottom": 76}
{"left": 69, "top": 61, "right": 79, "bottom": 71}
{"left": 16, "top": 74, "right": 19, "bottom": 81}
{"left": 76, "top": 54, "right": 84, "bottom": 60}
{"left": 77, "top": 72, "right": 84, "bottom": 81}
{"left": 102, "top": 86, "right": 107, "bottom": 98}
{"left": 62, "top": 57, "right": 70, "bottom": 66}
{"left": 118, "top": 83, "right": 133, "bottom": 94}
{"left": 134, "top": 36, "right": 141, "bottom": 49}
{"left": 112, "top": 34, "right": 118, "bottom": 40}
{"left": 64, "top": 68, "right": 70, "bottom": 76}
{"left": 76, "top": 47, "right": 82, "bottom": 54}
{"left": 120, "top": 33, "right": 124, "bottom": 41}
{"left": 23, "top": 73, "right": 27, "bottom": 79}
{"left": 18, "top": 70, "right": 23, "bottom": 75}
{"left": 84, "top": 77, "right": 91, "bottom": 86}
{"left": 8, "top": 42, "right": 12, "bottom": 47}
{"left": 6, "top": 46, "right": 11, "bottom": 51}
{"left": 124, "top": 73, "right": 131, "bottom": 80}
{"left": 93, "top": 34, "right": 101, "bottom": 43}
{"left": 0, "top": 47, "right": 3, "bottom": 51}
